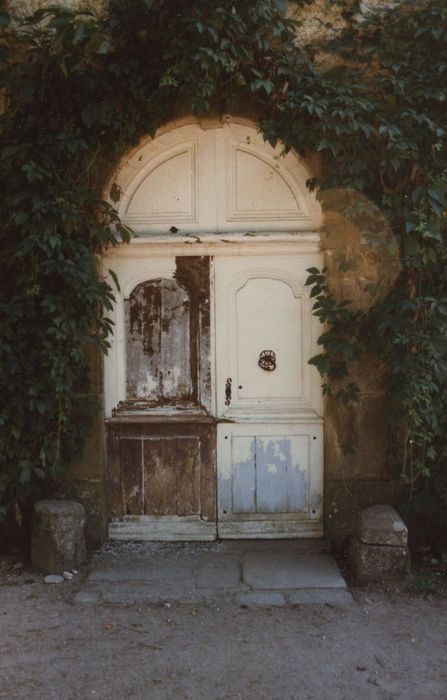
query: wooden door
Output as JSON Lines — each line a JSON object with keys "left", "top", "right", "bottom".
{"left": 106, "top": 256, "right": 217, "bottom": 541}
{"left": 215, "top": 255, "right": 324, "bottom": 538}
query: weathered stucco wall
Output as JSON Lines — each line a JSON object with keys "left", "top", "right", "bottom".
{"left": 319, "top": 187, "right": 402, "bottom": 546}
{"left": 59, "top": 346, "right": 107, "bottom": 549}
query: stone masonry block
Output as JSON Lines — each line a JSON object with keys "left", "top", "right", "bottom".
{"left": 31, "top": 500, "right": 86, "bottom": 574}
{"left": 349, "top": 536, "right": 410, "bottom": 584}
{"left": 358, "top": 504, "right": 408, "bottom": 547}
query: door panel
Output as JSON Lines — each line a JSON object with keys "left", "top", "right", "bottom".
{"left": 215, "top": 256, "right": 322, "bottom": 420}
{"left": 236, "top": 277, "right": 303, "bottom": 401}
{"left": 143, "top": 437, "right": 200, "bottom": 516}
{"left": 125, "top": 279, "right": 192, "bottom": 402}
{"left": 107, "top": 420, "right": 216, "bottom": 541}
{"left": 230, "top": 434, "right": 308, "bottom": 514}
{"left": 217, "top": 423, "right": 323, "bottom": 538}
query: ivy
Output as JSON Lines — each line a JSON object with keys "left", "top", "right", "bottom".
{"left": 0, "top": 0, "right": 446, "bottom": 537}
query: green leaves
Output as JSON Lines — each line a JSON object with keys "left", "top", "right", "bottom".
{"left": 273, "top": 0, "right": 288, "bottom": 13}
{"left": 81, "top": 102, "right": 114, "bottom": 128}
{"left": 305, "top": 268, "right": 360, "bottom": 395}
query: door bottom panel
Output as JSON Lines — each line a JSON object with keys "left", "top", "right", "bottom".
{"left": 217, "top": 422, "right": 323, "bottom": 538}
{"left": 109, "top": 515, "right": 216, "bottom": 542}
{"left": 218, "top": 519, "right": 323, "bottom": 539}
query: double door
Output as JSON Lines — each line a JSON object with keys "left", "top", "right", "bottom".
{"left": 106, "top": 250, "right": 323, "bottom": 539}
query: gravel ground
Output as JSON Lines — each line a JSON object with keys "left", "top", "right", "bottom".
{"left": 0, "top": 551, "right": 446, "bottom": 700}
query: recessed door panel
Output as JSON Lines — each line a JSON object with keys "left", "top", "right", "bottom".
{"left": 236, "top": 277, "right": 303, "bottom": 401}
{"left": 230, "top": 434, "right": 309, "bottom": 514}
{"left": 217, "top": 423, "right": 323, "bottom": 538}
{"left": 215, "top": 255, "right": 323, "bottom": 420}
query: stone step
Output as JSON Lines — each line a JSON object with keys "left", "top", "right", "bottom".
{"left": 74, "top": 540, "right": 352, "bottom": 607}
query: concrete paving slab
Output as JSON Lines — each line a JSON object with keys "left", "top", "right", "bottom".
{"left": 89, "top": 559, "right": 196, "bottom": 583}
{"left": 243, "top": 552, "right": 347, "bottom": 590}
{"left": 78, "top": 540, "right": 351, "bottom": 606}
{"left": 218, "top": 539, "right": 325, "bottom": 553}
{"left": 195, "top": 555, "right": 241, "bottom": 589}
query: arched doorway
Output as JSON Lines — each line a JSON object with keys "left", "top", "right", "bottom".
{"left": 103, "top": 119, "right": 324, "bottom": 540}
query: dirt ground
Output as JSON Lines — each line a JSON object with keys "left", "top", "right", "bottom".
{"left": 0, "top": 552, "right": 446, "bottom": 700}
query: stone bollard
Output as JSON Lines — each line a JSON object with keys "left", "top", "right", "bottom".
{"left": 31, "top": 500, "right": 86, "bottom": 574}
{"left": 349, "top": 504, "right": 410, "bottom": 584}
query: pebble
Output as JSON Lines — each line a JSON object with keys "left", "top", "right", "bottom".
{"left": 63, "top": 571, "right": 74, "bottom": 580}
{"left": 44, "top": 574, "right": 64, "bottom": 584}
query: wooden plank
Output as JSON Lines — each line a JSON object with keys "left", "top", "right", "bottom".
{"left": 106, "top": 424, "right": 124, "bottom": 518}
{"left": 125, "top": 282, "right": 162, "bottom": 401}
{"left": 175, "top": 256, "right": 212, "bottom": 410}
{"left": 125, "top": 279, "right": 193, "bottom": 404}
{"left": 171, "top": 437, "right": 200, "bottom": 516}
{"left": 143, "top": 438, "right": 176, "bottom": 516}
{"left": 105, "top": 412, "right": 214, "bottom": 424}
{"left": 109, "top": 515, "right": 217, "bottom": 542}
{"left": 159, "top": 282, "right": 192, "bottom": 400}
{"left": 256, "top": 437, "right": 289, "bottom": 513}
{"left": 218, "top": 519, "right": 323, "bottom": 539}
{"left": 286, "top": 435, "right": 309, "bottom": 512}
{"left": 200, "top": 424, "right": 216, "bottom": 522}
{"left": 120, "top": 438, "right": 143, "bottom": 515}
{"left": 232, "top": 436, "right": 256, "bottom": 514}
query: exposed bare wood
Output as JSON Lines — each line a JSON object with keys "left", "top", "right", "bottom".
{"left": 120, "top": 438, "right": 143, "bottom": 515}
{"left": 106, "top": 423, "right": 124, "bottom": 519}
{"left": 174, "top": 438, "right": 200, "bottom": 516}
{"left": 143, "top": 438, "right": 177, "bottom": 515}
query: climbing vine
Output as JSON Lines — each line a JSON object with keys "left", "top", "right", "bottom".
{"left": 0, "top": 0, "right": 446, "bottom": 537}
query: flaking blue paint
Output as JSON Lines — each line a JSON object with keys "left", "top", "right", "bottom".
{"left": 231, "top": 436, "right": 308, "bottom": 514}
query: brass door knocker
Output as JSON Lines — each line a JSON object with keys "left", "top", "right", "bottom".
{"left": 258, "top": 350, "right": 276, "bottom": 372}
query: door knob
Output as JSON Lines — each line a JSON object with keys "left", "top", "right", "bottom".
{"left": 258, "top": 350, "right": 276, "bottom": 371}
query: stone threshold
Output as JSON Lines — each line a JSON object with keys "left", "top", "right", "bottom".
{"left": 74, "top": 539, "right": 352, "bottom": 607}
